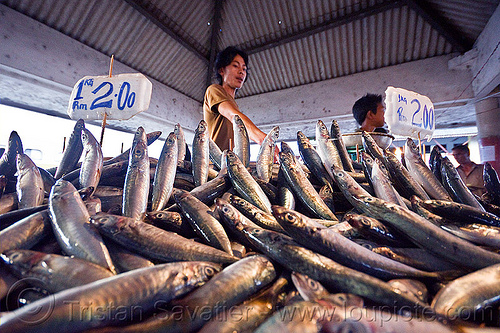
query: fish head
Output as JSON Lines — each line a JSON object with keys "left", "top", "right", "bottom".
{"left": 0, "top": 250, "right": 46, "bottom": 273}
{"left": 291, "top": 272, "right": 327, "bottom": 302}
{"left": 195, "top": 120, "right": 208, "bottom": 135}
{"left": 272, "top": 205, "right": 304, "bottom": 229}
{"left": 16, "top": 153, "right": 33, "bottom": 172}
{"left": 165, "top": 132, "right": 178, "bottom": 146}
{"left": 271, "top": 126, "right": 280, "bottom": 141}
{"left": 315, "top": 120, "right": 329, "bottom": 138}
{"left": 90, "top": 212, "right": 127, "bottom": 235}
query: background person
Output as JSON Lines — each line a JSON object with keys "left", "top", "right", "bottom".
{"left": 203, "top": 46, "right": 268, "bottom": 152}
{"left": 451, "top": 144, "right": 487, "bottom": 197}
{"left": 352, "top": 93, "right": 388, "bottom": 133}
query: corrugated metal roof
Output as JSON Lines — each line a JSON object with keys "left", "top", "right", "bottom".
{"left": 3, "top": 0, "right": 499, "bottom": 102}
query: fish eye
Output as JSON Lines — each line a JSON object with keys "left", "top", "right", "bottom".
{"left": 285, "top": 213, "right": 295, "bottom": 222}
{"left": 204, "top": 267, "right": 216, "bottom": 276}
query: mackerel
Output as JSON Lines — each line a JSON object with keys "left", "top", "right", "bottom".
{"left": 192, "top": 120, "right": 210, "bottom": 187}
{"left": 54, "top": 119, "right": 84, "bottom": 179}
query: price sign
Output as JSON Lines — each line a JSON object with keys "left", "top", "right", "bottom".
{"left": 384, "top": 87, "right": 435, "bottom": 141}
{"left": 67, "top": 73, "right": 152, "bottom": 120}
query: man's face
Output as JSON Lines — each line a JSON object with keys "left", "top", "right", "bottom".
{"left": 371, "top": 102, "right": 386, "bottom": 128}
{"left": 452, "top": 149, "right": 469, "bottom": 165}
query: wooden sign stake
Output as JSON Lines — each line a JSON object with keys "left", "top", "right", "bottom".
{"left": 100, "top": 55, "right": 114, "bottom": 146}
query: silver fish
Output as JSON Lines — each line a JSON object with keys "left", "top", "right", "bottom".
{"left": 256, "top": 126, "right": 279, "bottom": 182}
{"left": 173, "top": 188, "right": 233, "bottom": 255}
{"left": 0, "top": 261, "right": 220, "bottom": 333}
{"left": 316, "top": 120, "right": 343, "bottom": 175}
{"left": 404, "top": 138, "right": 452, "bottom": 200}
{"left": 226, "top": 150, "right": 272, "bottom": 213}
{"left": 280, "top": 143, "right": 337, "bottom": 220}
{"left": 192, "top": 120, "right": 210, "bottom": 186}
{"left": 54, "top": 119, "right": 84, "bottom": 179}
{"left": 1, "top": 249, "right": 115, "bottom": 292}
{"left": 79, "top": 128, "right": 103, "bottom": 193}
{"left": 151, "top": 132, "right": 178, "bottom": 211}
{"left": 174, "top": 123, "right": 187, "bottom": 161}
{"left": 233, "top": 114, "right": 250, "bottom": 168}
{"left": 122, "top": 127, "right": 150, "bottom": 220}
{"left": 16, "top": 153, "right": 44, "bottom": 209}
{"left": 49, "top": 179, "right": 115, "bottom": 273}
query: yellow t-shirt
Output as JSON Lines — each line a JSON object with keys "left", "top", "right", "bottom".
{"left": 203, "top": 84, "right": 238, "bottom": 151}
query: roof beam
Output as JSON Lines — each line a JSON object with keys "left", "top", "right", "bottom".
{"left": 405, "top": 0, "right": 471, "bottom": 53}
{"left": 123, "top": 0, "right": 209, "bottom": 64}
{"left": 206, "top": 0, "right": 224, "bottom": 88}
{"left": 243, "top": 0, "right": 404, "bottom": 55}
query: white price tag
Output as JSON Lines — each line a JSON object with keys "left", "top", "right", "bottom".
{"left": 384, "top": 86, "right": 435, "bottom": 140}
{"left": 67, "top": 73, "right": 152, "bottom": 120}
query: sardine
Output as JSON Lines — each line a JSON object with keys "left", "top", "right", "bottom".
{"left": 280, "top": 143, "right": 337, "bottom": 220}
{"left": 371, "top": 157, "right": 407, "bottom": 207}
{"left": 91, "top": 212, "right": 238, "bottom": 264}
{"left": 330, "top": 119, "right": 354, "bottom": 171}
{"left": 173, "top": 188, "right": 233, "bottom": 255}
{"left": 174, "top": 123, "right": 187, "bottom": 161}
{"left": 441, "top": 155, "right": 484, "bottom": 210}
{"left": 316, "top": 120, "right": 343, "bottom": 174}
{"left": 418, "top": 199, "right": 500, "bottom": 228}
{"left": 229, "top": 194, "right": 286, "bottom": 233}
{"left": 242, "top": 226, "right": 431, "bottom": 311}
{"left": 49, "top": 179, "right": 115, "bottom": 273}
{"left": 79, "top": 128, "right": 103, "bottom": 193}
{"left": 350, "top": 195, "right": 500, "bottom": 270}
{"left": 344, "top": 213, "right": 411, "bottom": 247}
{"left": 432, "top": 263, "right": 500, "bottom": 320}
{"left": 208, "top": 136, "right": 223, "bottom": 170}
{"left": 0, "top": 209, "right": 51, "bottom": 254}
{"left": 256, "top": 126, "right": 279, "bottom": 182}
{"left": 0, "top": 261, "right": 220, "bottom": 333}
{"left": 151, "top": 132, "right": 178, "bottom": 211}
{"left": 484, "top": 162, "right": 500, "bottom": 205}
{"left": 16, "top": 153, "right": 44, "bottom": 209}
{"left": 297, "top": 130, "right": 334, "bottom": 189}
{"left": 1, "top": 249, "right": 115, "bottom": 292}
{"left": 233, "top": 114, "right": 250, "bottom": 168}
{"left": 192, "top": 120, "right": 210, "bottom": 186}
{"left": 122, "top": 127, "right": 150, "bottom": 220}
{"left": 54, "top": 119, "right": 84, "bottom": 179}
{"left": 405, "top": 138, "right": 452, "bottom": 200}
{"left": 384, "top": 148, "right": 430, "bottom": 200}
{"left": 226, "top": 150, "right": 272, "bottom": 213}
{"left": 273, "top": 206, "right": 441, "bottom": 280}
{"left": 0, "top": 131, "right": 24, "bottom": 179}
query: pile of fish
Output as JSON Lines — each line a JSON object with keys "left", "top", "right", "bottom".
{"left": 1, "top": 117, "right": 500, "bottom": 333}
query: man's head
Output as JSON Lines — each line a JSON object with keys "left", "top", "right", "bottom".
{"left": 451, "top": 144, "right": 471, "bottom": 165}
{"left": 214, "top": 46, "right": 249, "bottom": 86}
{"left": 352, "top": 93, "right": 385, "bottom": 129}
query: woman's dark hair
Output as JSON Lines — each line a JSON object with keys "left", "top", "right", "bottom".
{"left": 214, "top": 46, "right": 249, "bottom": 85}
{"left": 352, "top": 93, "right": 383, "bottom": 126}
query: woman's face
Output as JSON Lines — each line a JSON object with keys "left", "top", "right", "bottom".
{"left": 219, "top": 54, "right": 247, "bottom": 90}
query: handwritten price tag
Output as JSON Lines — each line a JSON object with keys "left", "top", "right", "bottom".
{"left": 384, "top": 86, "right": 435, "bottom": 140}
{"left": 67, "top": 73, "right": 152, "bottom": 120}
